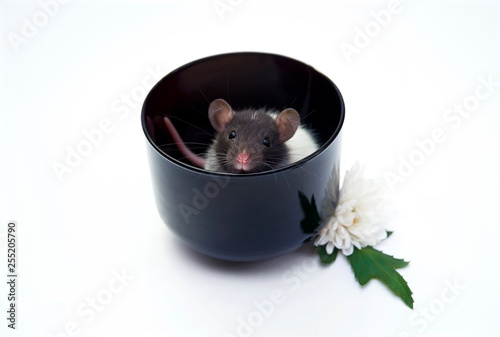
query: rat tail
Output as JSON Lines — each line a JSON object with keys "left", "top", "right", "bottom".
{"left": 163, "top": 116, "right": 206, "bottom": 168}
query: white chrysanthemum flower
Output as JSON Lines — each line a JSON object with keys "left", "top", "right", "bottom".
{"left": 315, "top": 162, "right": 389, "bottom": 256}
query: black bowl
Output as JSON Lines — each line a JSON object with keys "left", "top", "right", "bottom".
{"left": 141, "top": 52, "right": 344, "bottom": 262}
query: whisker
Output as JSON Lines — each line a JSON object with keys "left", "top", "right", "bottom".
{"left": 158, "top": 141, "right": 209, "bottom": 146}
{"left": 300, "top": 109, "right": 316, "bottom": 121}
{"left": 196, "top": 84, "right": 211, "bottom": 104}
{"left": 163, "top": 115, "right": 214, "bottom": 137}
{"left": 188, "top": 105, "right": 210, "bottom": 119}
{"left": 295, "top": 165, "right": 321, "bottom": 179}
{"left": 226, "top": 76, "right": 232, "bottom": 104}
{"left": 261, "top": 162, "right": 280, "bottom": 183}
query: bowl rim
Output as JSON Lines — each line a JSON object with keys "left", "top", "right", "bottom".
{"left": 141, "top": 51, "right": 345, "bottom": 178}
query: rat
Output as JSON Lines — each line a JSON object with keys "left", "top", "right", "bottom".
{"left": 163, "top": 99, "right": 318, "bottom": 173}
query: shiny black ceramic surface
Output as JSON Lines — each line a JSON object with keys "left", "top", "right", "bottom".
{"left": 142, "top": 52, "right": 344, "bottom": 261}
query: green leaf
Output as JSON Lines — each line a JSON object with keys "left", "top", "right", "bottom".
{"left": 347, "top": 246, "right": 414, "bottom": 309}
{"left": 298, "top": 191, "right": 321, "bottom": 234}
{"left": 318, "top": 245, "right": 338, "bottom": 264}
{"left": 386, "top": 231, "right": 393, "bottom": 238}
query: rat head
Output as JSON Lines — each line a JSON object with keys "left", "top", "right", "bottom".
{"left": 208, "top": 99, "right": 300, "bottom": 173}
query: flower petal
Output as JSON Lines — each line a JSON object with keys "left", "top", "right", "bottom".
{"left": 317, "top": 162, "right": 391, "bottom": 256}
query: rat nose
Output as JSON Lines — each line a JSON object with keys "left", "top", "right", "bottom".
{"left": 237, "top": 151, "right": 250, "bottom": 164}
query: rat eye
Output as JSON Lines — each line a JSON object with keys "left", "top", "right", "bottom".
{"left": 229, "top": 131, "right": 236, "bottom": 139}
{"left": 262, "top": 137, "right": 270, "bottom": 147}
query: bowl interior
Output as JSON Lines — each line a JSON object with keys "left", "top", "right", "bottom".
{"left": 142, "top": 52, "right": 344, "bottom": 170}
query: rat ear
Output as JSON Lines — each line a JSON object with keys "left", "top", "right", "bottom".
{"left": 208, "top": 99, "right": 234, "bottom": 133}
{"left": 276, "top": 108, "right": 300, "bottom": 143}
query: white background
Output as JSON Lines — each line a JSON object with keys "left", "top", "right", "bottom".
{"left": 1, "top": 0, "right": 499, "bottom": 336}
